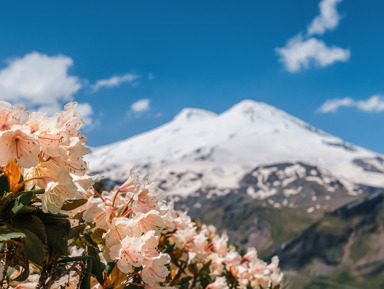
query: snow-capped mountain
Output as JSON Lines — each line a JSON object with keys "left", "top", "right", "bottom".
{"left": 88, "top": 99, "right": 384, "bottom": 196}
{"left": 88, "top": 99, "right": 384, "bottom": 252}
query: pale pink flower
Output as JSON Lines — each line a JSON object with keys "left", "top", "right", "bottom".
{"left": 142, "top": 253, "right": 170, "bottom": 286}
{"left": 0, "top": 126, "right": 39, "bottom": 168}
{"left": 41, "top": 181, "right": 80, "bottom": 214}
{"left": 0, "top": 101, "right": 29, "bottom": 131}
{"left": 38, "top": 129, "right": 68, "bottom": 157}
{"left": 110, "top": 236, "right": 143, "bottom": 273}
{"left": 109, "top": 230, "right": 159, "bottom": 274}
{"left": 104, "top": 217, "right": 134, "bottom": 248}
{"left": 212, "top": 233, "right": 228, "bottom": 256}
{"left": 132, "top": 182, "right": 162, "bottom": 213}
{"left": 117, "top": 168, "right": 140, "bottom": 195}
{"left": 54, "top": 102, "right": 85, "bottom": 139}
{"left": 243, "top": 247, "right": 258, "bottom": 263}
{"left": 83, "top": 196, "right": 114, "bottom": 230}
{"left": 207, "top": 253, "right": 225, "bottom": 276}
{"left": 131, "top": 210, "right": 165, "bottom": 237}
{"left": 26, "top": 111, "right": 48, "bottom": 133}
{"left": 205, "top": 277, "right": 229, "bottom": 289}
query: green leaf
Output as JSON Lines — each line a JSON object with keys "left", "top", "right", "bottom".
{"left": 0, "top": 191, "right": 33, "bottom": 221}
{"left": 61, "top": 199, "right": 88, "bottom": 211}
{"left": 0, "top": 229, "right": 26, "bottom": 241}
{"left": 18, "top": 205, "right": 37, "bottom": 214}
{"left": 88, "top": 246, "right": 105, "bottom": 284}
{"left": 90, "top": 228, "right": 105, "bottom": 244}
{"left": 125, "top": 285, "right": 144, "bottom": 289}
{"left": 45, "top": 223, "right": 69, "bottom": 255}
{"left": 0, "top": 174, "right": 10, "bottom": 198}
{"left": 84, "top": 232, "right": 98, "bottom": 247}
{"left": 36, "top": 210, "right": 69, "bottom": 223}
{"left": 69, "top": 224, "right": 86, "bottom": 239}
{"left": 16, "top": 228, "right": 46, "bottom": 265}
{"left": 13, "top": 215, "right": 47, "bottom": 243}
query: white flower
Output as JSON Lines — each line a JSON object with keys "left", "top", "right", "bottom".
{"left": 0, "top": 126, "right": 39, "bottom": 168}
{"left": 205, "top": 277, "right": 229, "bottom": 289}
{"left": 110, "top": 236, "right": 143, "bottom": 273}
{"left": 41, "top": 181, "right": 79, "bottom": 214}
{"left": 0, "top": 101, "right": 29, "bottom": 131}
{"left": 104, "top": 217, "right": 134, "bottom": 248}
{"left": 131, "top": 210, "right": 165, "bottom": 237}
{"left": 142, "top": 253, "right": 171, "bottom": 286}
{"left": 83, "top": 196, "right": 114, "bottom": 230}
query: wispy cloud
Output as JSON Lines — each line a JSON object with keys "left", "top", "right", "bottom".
{"left": 131, "top": 99, "right": 150, "bottom": 113}
{"left": 307, "top": 0, "right": 343, "bottom": 36}
{"left": 318, "top": 95, "right": 384, "bottom": 113}
{"left": 276, "top": 35, "right": 350, "bottom": 73}
{"left": 276, "top": 0, "right": 348, "bottom": 73}
{"left": 92, "top": 74, "right": 139, "bottom": 91}
{"left": 0, "top": 52, "right": 82, "bottom": 112}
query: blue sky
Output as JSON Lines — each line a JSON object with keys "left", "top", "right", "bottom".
{"left": 1, "top": 0, "right": 384, "bottom": 153}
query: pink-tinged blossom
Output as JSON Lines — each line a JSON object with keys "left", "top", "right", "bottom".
{"left": 110, "top": 236, "right": 143, "bottom": 273}
{"left": 0, "top": 127, "right": 40, "bottom": 168}
{"left": 212, "top": 233, "right": 229, "bottom": 256}
{"left": 83, "top": 196, "right": 114, "bottom": 230}
{"left": 131, "top": 210, "right": 165, "bottom": 237}
{"left": 104, "top": 217, "right": 134, "bottom": 248}
{"left": 207, "top": 253, "right": 225, "bottom": 276}
{"left": 0, "top": 101, "right": 29, "bottom": 131}
{"left": 41, "top": 181, "right": 80, "bottom": 214}
{"left": 142, "top": 253, "right": 171, "bottom": 286}
{"left": 26, "top": 111, "right": 48, "bottom": 133}
{"left": 109, "top": 231, "right": 159, "bottom": 273}
{"left": 205, "top": 277, "right": 229, "bottom": 289}
{"left": 117, "top": 168, "right": 140, "bottom": 195}
{"left": 132, "top": 182, "right": 162, "bottom": 213}
{"left": 54, "top": 102, "right": 85, "bottom": 139}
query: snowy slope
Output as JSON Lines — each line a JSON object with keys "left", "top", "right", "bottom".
{"left": 88, "top": 100, "right": 384, "bottom": 195}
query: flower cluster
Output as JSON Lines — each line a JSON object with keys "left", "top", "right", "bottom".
{"left": 0, "top": 101, "right": 93, "bottom": 214}
{"left": 0, "top": 102, "right": 284, "bottom": 289}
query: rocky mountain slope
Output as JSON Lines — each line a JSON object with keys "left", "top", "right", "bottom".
{"left": 275, "top": 192, "right": 384, "bottom": 289}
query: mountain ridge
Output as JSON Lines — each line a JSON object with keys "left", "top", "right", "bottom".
{"left": 88, "top": 99, "right": 384, "bottom": 192}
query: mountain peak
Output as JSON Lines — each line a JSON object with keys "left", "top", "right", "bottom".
{"left": 173, "top": 108, "right": 217, "bottom": 122}
{"left": 222, "top": 99, "right": 286, "bottom": 123}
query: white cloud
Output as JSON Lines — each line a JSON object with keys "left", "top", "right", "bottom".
{"left": 76, "top": 102, "right": 93, "bottom": 126}
{"left": 356, "top": 95, "right": 384, "bottom": 112}
{"left": 131, "top": 99, "right": 150, "bottom": 113}
{"left": 318, "top": 95, "right": 384, "bottom": 113}
{"left": 276, "top": 0, "right": 348, "bottom": 72}
{"left": 0, "top": 52, "right": 81, "bottom": 111}
{"left": 307, "top": 0, "right": 343, "bottom": 36}
{"left": 92, "top": 74, "right": 139, "bottom": 91}
{"left": 317, "top": 97, "right": 353, "bottom": 113}
{"left": 276, "top": 35, "right": 350, "bottom": 72}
